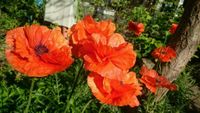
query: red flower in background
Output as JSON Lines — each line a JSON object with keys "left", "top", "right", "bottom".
{"left": 87, "top": 72, "right": 142, "bottom": 107}
{"left": 128, "top": 21, "right": 145, "bottom": 36}
{"left": 6, "top": 25, "right": 73, "bottom": 77}
{"left": 139, "top": 65, "right": 176, "bottom": 93}
{"left": 139, "top": 65, "right": 158, "bottom": 93}
{"left": 151, "top": 46, "right": 176, "bottom": 62}
{"left": 169, "top": 23, "right": 178, "bottom": 34}
{"left": 157, "top": 76, "right": 177, "bottom": 91}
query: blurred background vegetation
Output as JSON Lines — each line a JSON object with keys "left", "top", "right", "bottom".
{"left": 0, "top": 0, "right": 200, "bottom": 113}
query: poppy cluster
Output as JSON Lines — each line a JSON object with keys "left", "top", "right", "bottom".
{"left": 169, "top": 23, "right": 178, "bottom": 34}
{"left": 6, "top": 25, "right": 73, "bottom": 77}
{"left": 139, "top": 65, "right": 176, "bottom": 93}
{"left": 128, "top": 21, "right": 145, "bottom": 36}
{"left": 69, "top": 15, "right": 142, "bottom": 107}
{"left": 5, "top": 15, "right": 178, "bottom": 108}
{"left": 151, "top": 46, "right": 176, "bottom": 62}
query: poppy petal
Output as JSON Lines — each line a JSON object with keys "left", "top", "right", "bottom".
{"left": 87, "top": 72, "right": 142, "bottom": 107}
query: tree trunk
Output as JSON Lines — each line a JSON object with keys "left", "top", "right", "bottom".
{"left": 155, "top": 0, "right": 200, "bottom": 101}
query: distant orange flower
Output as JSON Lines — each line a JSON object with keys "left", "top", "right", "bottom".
{"left": 87, "top": 72, "right": 142, "bottom": 107}
{"left": 151, "top": 46, "right": 176, "bottom": 62}
{"left": 128, "top": 21, "right": 145, "bottom": 36}
{"left": 169, "top": 23, "right": 178, "bottom": 34}
{"left": 80, "top": 34, "right": 136, "bottom": 80}
{"left": 139, "top": 65, "right": 176, "bottom": 93}
{"left": 6, "top": 25, "right": 73, "bottom": 77}
{"left": 69, "top": 15, "right": 116, "bottom": 57}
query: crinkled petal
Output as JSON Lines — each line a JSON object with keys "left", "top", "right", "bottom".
{"left": 6, "top": 25, "right": 73, "bottom": 77}
{"left": 87, "top": 72, "right": 142, "bottom": 107}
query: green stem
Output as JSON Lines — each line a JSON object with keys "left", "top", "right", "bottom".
{"left": 98, "top": 104, "right": 105, "bottom": 113}
{"left": 24, "top": 78, "right": 35, "bottom": 113}
{"left": 55, "top": 74, "right": 60, "bottom": 104}
{"left": 69, "top": 62, "right": 83, "bottom": 100}
{"left": 81, "top": 99, "right": 93, "bottom": 113}
{"left": 64, "top": 62, "right": 83, "bottom": 113}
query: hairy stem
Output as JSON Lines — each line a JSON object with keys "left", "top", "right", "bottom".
{"left": 81, "top": 99, "right": 93, "bottom": 113}
{"left": 55, "top": 74, "right": 60, "bottom": 104}
{"left": 64, "top": 62, "right": 83, "bottom": 113}
{"left": 98, "top": 104, "right": 105, "bottom": 113}
{"left": 24, "top": 78, "right": 35, "bottom": 113}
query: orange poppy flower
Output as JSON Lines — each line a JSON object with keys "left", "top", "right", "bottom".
{"left": 79, "top": 34, "right": 136, "bottom": 80}
{"left": 69, "top": 15, "right": 116, "bottom": 57}
{"left": 6, "top": 25, "right": 73, "bottom": 77}
{"left": 151, "top": 46, "right": 176, "bottom": 62}
{"left": 169, "top": 23, "right": 178, "bottom": 34}
{"left": 139, "top": 65, "right": 176, "bottom": 93}
{"left": 128, "top": 21, "right": 145, "bottom": 36}
{"left": 69, "top": 15, "right": 136, "bottom": 80}
{"left": 87, "top": 72, "right": 142, "bottom": 107}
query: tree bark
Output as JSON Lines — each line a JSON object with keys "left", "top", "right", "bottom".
{"left": 155, "top": 0, "right": 200, "bottom": 101}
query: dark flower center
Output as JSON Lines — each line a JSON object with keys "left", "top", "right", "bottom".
{"left": 160, "top": 50, "right": 167, "bottom": 55}
{"left": 35, "top": 45, "right": 49, "bottom": 55}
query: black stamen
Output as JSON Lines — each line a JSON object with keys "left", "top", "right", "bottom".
{"left": 34, "top": 45, "right": 48, "bottom": 55}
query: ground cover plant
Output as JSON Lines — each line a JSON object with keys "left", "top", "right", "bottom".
{"left": 1, "top": 0, "right": 200, "bottom": 113}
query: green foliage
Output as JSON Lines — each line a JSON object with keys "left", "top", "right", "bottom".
{"left": 167, "top": 71, "right": 195, "bottom": 111}
{"left": 130, "top": 6, "right": 152, "bottom": 24}
{"left": 77, "top": 1, "right": 95, "bottom": 20}
{"left": 115, "top": 6, "right": 152, "bottom": 33}
{"left": 0, "top": 13, "right": 19, "bottom": 32}
{"left": 110, "top": 0, "right": 131, "bottom": 10}
{"left": 132, "top": 35, "right": 163, "bottom": 58}
{"left": 89, "top": 0, "right": 105, "bottom": 7}
{"left": 0, "top": 0, "right": 45, "bottom": 26}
